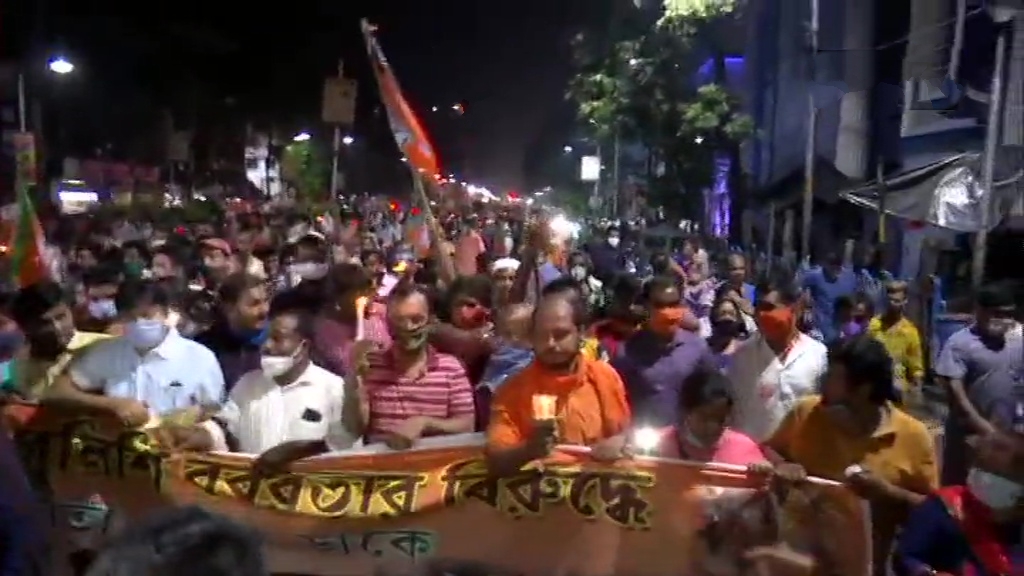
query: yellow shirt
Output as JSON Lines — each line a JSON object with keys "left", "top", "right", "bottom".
{"left": 12, "top": 331, "right": 110, "bottom": 399}
{"left": 866, "top": 315, "right": 925, "bottom": 390}
{"left": 767, "top": 396, "right": 938, "bottom": 574}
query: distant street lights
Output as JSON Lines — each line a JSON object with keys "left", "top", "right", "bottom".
{"left": 292, "top": 132, "right": 311, "bottom": 142}
{"left": 563, "top": 145, "right": 573, "bottom": 153}
{"left": 342, "top": 135, "right": 354, "bottom": 146}
{"left": 47, "top": 57, "right": 75, "bottom": 75}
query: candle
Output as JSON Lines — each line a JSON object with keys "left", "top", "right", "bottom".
{"left": 354, "top": 296, "right": 369, "bottom": 340}
{"left": 531, "top": 394, "right": 557, "bottom": 420}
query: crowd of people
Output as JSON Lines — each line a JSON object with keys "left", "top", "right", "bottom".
{"left": 0, "top": 203, "right": 1020, "bottom": 576}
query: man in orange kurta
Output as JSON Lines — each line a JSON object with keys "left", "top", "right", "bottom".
{"left": 485, "top": 296, "right": 631, "bottom": 476}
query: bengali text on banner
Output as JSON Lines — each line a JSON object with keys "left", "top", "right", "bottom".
{"left": 4, "top": 403, "right": 872, "bottom": 576}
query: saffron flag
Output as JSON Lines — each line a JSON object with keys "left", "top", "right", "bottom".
{"left": 361, "top": 20, "right": 440, "bottom": 176}
{"left": 4, "top": 186, "right": 48, "bottom": 288}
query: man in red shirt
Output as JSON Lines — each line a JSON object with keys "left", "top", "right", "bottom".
{"left": 355, "top": 283, "right": 476, "bottom": 449}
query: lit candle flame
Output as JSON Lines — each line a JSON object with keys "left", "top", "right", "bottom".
{"left": 354, "top": 296, "right": 369, "bottom": 340}
{"left": 632, "top": 427, "right": 661, "bottom": 453}
{"left": 531, "top": 394, "right": 557, "bottom": 420}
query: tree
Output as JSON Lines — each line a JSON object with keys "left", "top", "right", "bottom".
{"left": 280, "top": 140, "right": 330, "bottom": 205}
{"left": 566, "top": 0, "right": 753, "bottom": 219}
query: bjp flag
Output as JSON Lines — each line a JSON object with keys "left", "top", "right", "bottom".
{"left": 361, "top": 20, "right": 440, "bottom": 176}
{"left": 4, "top": 185, "right": 49, "bottom": 288}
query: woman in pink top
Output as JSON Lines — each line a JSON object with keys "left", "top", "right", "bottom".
{"left": 651, "top": 368, "right": 766, "bottom": 466}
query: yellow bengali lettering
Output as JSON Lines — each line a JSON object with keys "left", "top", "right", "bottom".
{"left": 440, "top": 459, "right": 654, "bottom": 528}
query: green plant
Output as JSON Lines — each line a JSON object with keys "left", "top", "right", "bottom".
{"left": 566, "top": 0, "right": 754, "bottom": 215}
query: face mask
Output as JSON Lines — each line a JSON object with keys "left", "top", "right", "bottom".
{"left": 288, "top": 262, "right": 328, "bottom": 280}
{"left": 648, "top": 306, "right": 685, "bottom": 335}
{"left": 260, "top": 347, "right": 300, "bottom": 378}
{"left": 392, "top": 326, "right": 430, "bottom": 352}
{"left": 967, "top": 468, "right": 1024, "bottom": 510}
{"left": 711, "top": 319, "right": 742, "bottom": 338}
{"left": 841, "top": 321, "right": 865, "bottom": 337}
{"left": 570, "top": 266, "right": 588, "bottom": 281}
{"left": 88, "top": 299, "right": 118, "bottom": 320}
{"left": 757, "top": 307, "right": 795, "bottom": 343}
{"left": 454, "top": 305, "right": 490, "bottom": 330}
{"left": 125, "top": 319, "right": 168, "bottom": 350}
{"left": 124, "top": 262, "right": 145, "bottom": 278}
{"left": 607, "top": 237, "right": 620, "bottom": 248}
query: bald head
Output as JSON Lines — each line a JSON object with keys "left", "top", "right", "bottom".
{"left": 532, "top": 294, "right": 586, "bottom": 331}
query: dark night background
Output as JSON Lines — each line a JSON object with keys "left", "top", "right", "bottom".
{"left": 1, "top": 0, "right": 611, "bottom": 191}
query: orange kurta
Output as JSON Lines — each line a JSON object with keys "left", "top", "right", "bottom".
{"left": 486, "top": 355, "right": 631, "bottom": 450}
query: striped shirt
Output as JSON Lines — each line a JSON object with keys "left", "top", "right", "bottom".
{"left": 363, "top": 347, "right": 475, "bottom": 440}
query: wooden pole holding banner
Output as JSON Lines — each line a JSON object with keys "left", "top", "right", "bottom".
{"left": 971, "top": 27, "right": 1008, "bottom": 290}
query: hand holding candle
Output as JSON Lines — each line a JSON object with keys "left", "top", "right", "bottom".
{"left": 531, "top": 394, "right": 557, "bottom": 421}
{"left": 354, "top": 296, "right": 369, "bottom": 340}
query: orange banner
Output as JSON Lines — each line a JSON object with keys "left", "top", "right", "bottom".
{"left": 7, "top": 404, "right": 871, "bottom": 576}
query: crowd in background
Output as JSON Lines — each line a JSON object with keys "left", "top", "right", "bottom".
{"left": 0, "top": 200, "right": 1019, "bottom": 576}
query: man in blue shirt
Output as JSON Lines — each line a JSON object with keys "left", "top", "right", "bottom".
{"left": 801, "top": 252, "right": 857, "bottom": 342}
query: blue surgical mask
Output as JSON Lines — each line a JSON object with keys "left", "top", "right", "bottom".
{"left": 88, "top": 299, "right": 118, "bottom": 319}
{"left": 125, "top": 319, "right": 168, "bottom": 350}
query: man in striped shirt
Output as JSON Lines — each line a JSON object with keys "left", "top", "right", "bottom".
{"left": 356, "top": 283, "right": 476, "bottom": 449}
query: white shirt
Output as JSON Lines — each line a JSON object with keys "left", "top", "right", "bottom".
{"left": 70, "top": 329, "right": 225, "bottom": 415}
{"left": 727, "top": 333, "right": 828, "bottom": 441}
{"left": 201, "top": 362, "right": 360, "bottom": 454}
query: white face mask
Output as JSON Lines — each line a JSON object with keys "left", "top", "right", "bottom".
{"left": 125, "top": 319, "right": 168, "bottom": 350}
{"left": 570, "top": 266, "right": 588, "bottom": 281}
{"left": 967, "top": 468, "right": 1024, "bottom": 510}
{"left": 260, "top": 347, "right": 301, "bottom": 378}
{"left": 607, "top": 237, "right": 620, "bottom": 248}
{"left": 288, "top": 262, "right": 328, "bottom": 281}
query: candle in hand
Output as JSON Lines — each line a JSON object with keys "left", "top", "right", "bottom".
{"left": 531, "top": 394, "right": 557, "bottom": 420}
{"left": 354, "top": 296, "right": 369, "bottom": 340}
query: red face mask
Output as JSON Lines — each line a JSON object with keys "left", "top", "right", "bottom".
{"left": 454, "top": 303, "right": 491, "bottom": 330}
{"left": 756, "top": 307, "right": 795, "bottom": 344}
{"left": 648, "top": 306, "right": 685, "bottom": 335}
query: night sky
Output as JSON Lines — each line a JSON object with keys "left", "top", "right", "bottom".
{"left": 3, "top": 0, "right": 605, "bottom": 190}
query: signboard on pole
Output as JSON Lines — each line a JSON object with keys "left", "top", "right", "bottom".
{"left": 321, "top": 77, "right": 357, "bottom": 124}
{"left": 580, "top": 155, "right": 600, "bottom": 182}
{"left": 13, "top": 132, "right": 36, "bottom": 187}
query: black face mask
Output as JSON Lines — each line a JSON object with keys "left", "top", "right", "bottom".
{"left": 711, "top": 319, "right": 743, "bottom": 338}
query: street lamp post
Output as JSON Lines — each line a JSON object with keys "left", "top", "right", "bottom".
{"left": 18, "top": 56, "right": 76, "bottom": 132}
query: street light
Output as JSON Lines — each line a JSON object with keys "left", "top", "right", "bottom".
{"left": 292, "top": 132, "right": 311, "bottom": 142}
{"left": 563, "top": 145, "right": 573, "bottom": 153}
{"left": 342, "top": 135, "right": 354, "bottom": 146}
{"left": 47, "top": 57, "right": 74, "bottom": 75}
